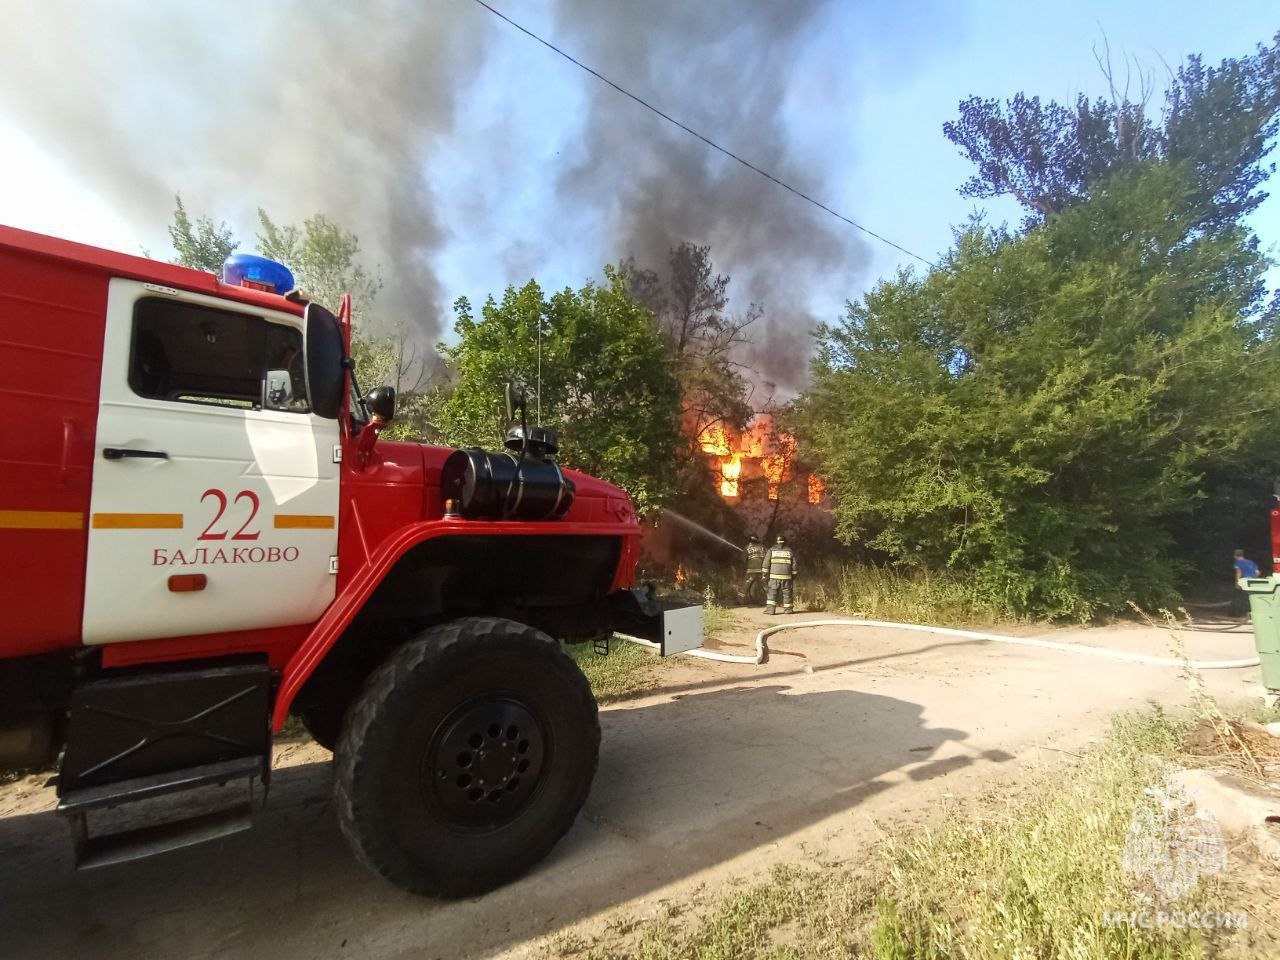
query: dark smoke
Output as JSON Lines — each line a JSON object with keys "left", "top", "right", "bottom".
{"left": 1, "top": 0, "right": 887, "bottom": 382}
{"left": 0, "top": 0, "right": 489, "bottom": 338}
{"left": 551, "top": 0, "right": 869, "bottom": 395}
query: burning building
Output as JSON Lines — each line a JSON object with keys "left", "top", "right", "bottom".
{"left": 696, "top": 415, "right": 826, "bottom": 507}
{"left": 639, "top": 414, "right": 833, "bottom": 584}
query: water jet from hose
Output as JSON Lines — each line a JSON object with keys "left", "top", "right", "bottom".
{"left": 660, "top": 508, "right": 743, "bottom": 554}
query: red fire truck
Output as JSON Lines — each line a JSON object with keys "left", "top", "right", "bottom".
{"left": 0, "top": 225, "right": 692, "bottom": 896}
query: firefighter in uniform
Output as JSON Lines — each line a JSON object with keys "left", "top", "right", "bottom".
{"left": 744, "top": 534, "right": 766, "bottom": 603}
{"left": 763, "top": 535, "right": 796, "bottom": 615}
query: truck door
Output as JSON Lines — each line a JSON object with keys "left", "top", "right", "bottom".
{"left": 82, "top": 279, "right": 340, "bottom": 645}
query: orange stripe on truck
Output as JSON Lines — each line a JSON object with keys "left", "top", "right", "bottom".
{"left": 274, "top": 514, "right": 335, "bottom": 529}
{"left": 91, "top": 513, "right": 183, "bottom": 529}
{"left": 0, "top": 510, "right": 84, "bottom": 530}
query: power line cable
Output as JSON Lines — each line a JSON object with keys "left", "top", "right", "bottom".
{"left": 468, "top": 0, "right": 935, "bottom": 267}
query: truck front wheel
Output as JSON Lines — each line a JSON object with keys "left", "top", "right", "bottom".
{"left": 334, "top": 617, "right": 600, "bottom": 897}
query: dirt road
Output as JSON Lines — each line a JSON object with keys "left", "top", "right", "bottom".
{"left": 0, "top": 610, "right": 1262, "bottom": 959}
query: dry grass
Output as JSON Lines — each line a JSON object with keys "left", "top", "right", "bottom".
{"left": 702, "top": 593, "right": 737, "bottom": 639}
{"left": 795, "top": 562, "right": 1013, "bottom": 626}
{"left": 1182, "top": 717, "right": 1280, "bottom": 770}
{"left": 550, "top": 706, "right": 1275, "bottom": 960}
{"left": 863, "top": 708, "right": 1223, "bottom": 959}
{"left": 1135, "top": 603, "right": 1276, "bottom": 781}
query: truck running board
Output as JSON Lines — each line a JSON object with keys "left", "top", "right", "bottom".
{"left": 70, "top": 801, "right": 255, "bottom": 871}
{"left": 58, "top": 755, "right": 264, "bottom": 870}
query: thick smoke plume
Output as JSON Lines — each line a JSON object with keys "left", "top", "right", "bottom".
{"left": 0, "top": 0, "right": 488, "bottom": 337}
{"left": 552, "top": 0, "right": 868, "bottom": 395}
{"left": 1, "top": 1, "right": 869, "bottom": 387}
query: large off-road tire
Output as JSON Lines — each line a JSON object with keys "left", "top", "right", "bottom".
{"left": 334, "top": 617, "right": 600, "bottom": 897}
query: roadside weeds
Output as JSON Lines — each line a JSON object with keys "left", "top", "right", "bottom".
{"left": 543, "top": 608, "right": 1280, "bottom": 959}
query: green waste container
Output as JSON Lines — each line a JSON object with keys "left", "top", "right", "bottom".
{"left": 1241, "top": 576, "right": 1280, "bottom": 692}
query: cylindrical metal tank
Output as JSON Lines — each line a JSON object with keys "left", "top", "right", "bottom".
{"left": 441, "top": 448, "right": 575, "bottom": 521}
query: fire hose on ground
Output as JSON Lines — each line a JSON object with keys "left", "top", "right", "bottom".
{"left": 679, "top": 618, "right": 1262, "bottom": 670}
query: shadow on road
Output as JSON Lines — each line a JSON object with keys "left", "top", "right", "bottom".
{"left": 0, "top": 680, "right": 1002, "bottom": 959}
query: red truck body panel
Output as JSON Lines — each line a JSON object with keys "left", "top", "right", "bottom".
{"left": 0, "top": 226, "right": 642, "bottom": 724}
{"left": 0, "top": 238, "right": 106, "bottom": 655}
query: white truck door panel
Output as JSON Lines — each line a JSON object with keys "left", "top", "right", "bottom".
{"left": 83, "top": 279, "right": 340, "bottom": 645}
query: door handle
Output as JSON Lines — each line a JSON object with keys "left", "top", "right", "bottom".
{"left": 102, "top": 447, "right": 169, "bottom": 461}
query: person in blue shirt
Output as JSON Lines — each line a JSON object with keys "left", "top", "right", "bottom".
{"left": 1233, "top": 549, "right": 1260, "bottom": 615}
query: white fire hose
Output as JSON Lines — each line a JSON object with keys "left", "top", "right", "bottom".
{"left": 681, "top": 618, "right": 1261, "bottom": 670}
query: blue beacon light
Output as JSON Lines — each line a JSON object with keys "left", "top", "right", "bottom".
{"left": 221, "top": 253, "right": 295, "bottom": 294}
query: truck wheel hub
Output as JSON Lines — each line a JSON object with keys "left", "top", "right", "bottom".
{"left": 424, "top": 697, "right": 546, "bottom": 827}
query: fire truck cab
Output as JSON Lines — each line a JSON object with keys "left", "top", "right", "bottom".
{"left": 0, "top": 225, "right": 689, "bottom": 896}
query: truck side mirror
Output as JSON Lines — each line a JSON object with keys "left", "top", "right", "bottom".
{"left": 354, "top": 386, "right": 396, "bottom": 470}
{"left": 366, "top": 386, "right": 396, "bottom": 422}
{"left": 304, "top": 302, "right": 346, "bottom": 420}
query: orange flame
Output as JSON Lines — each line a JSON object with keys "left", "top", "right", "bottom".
{"left": 675, "top": 563, "right": 687, "bottom": 585}
{"left": 807, "top": 474, "right": 825, "bottom": 504}
{"left": 698, "top": 425, "right": 732, "bottom": 457}
{"left": 740, "top": 421, "right": 766, "bottom": 458}
{"left": 720, "top": 455, "right": 742, "bottom": 497}
{"left": 696, "top": 416, "right": 806, "bottom": 502}
{"left": 761, "top": 456, "right": 786, "bottom": 500}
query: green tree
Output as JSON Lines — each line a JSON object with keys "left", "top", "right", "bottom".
{"left": 622, "top": 242, "right": 756, "bottom": 438}
{"left": 255, "top": 211, "right": 382, "bottom": 326}
{"left": 944, "top": 34, "right": 1280, "bottom": 232}
{"left": 621, "top": 243, "right": 758, "bottom": 535}
{"left": 792, "top": 162, "right": 1279, "bottom": 619}
{"left": 168, "top": 194, "right": 237, "bottom": 271}
{"left": 430, "top": 270, "right": 682, "bottom": 510}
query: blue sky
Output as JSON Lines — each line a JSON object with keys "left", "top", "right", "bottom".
{"left": 0, "top": 1, "right": 1275, "bottom": 380}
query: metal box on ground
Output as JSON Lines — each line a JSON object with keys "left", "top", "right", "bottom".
{"left": 608, "top": 588, "right": 704, "bottom": 656}
{"left": 656, "top": 603, "right": 704, "bottom": 656}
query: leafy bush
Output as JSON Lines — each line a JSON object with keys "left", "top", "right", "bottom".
{"left": 428, "top": 271, "right": 684, "bottom": 512}
{"left": 792, "top": 162, "right": 1280, "bottom": 620}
